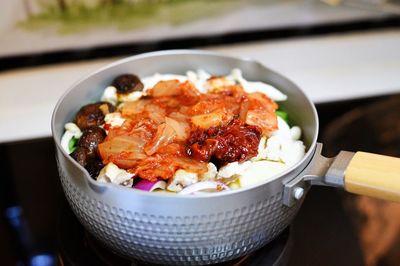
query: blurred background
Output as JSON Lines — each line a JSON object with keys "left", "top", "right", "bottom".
{"left": 1, "top": 1, "right": 400, "bottom": 265}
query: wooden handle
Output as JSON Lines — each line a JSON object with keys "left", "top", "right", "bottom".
{"left": 344, "top": 152, "right": 400, "bottom": 202}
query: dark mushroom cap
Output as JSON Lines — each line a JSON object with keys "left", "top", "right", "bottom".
{"left": 75, "top": 102, "right": 115, "bottom": 130}
{"left": 85, "top": 159, "right": 104, "bottom": 179}
{"left": 78, "top": 126, "right": 107, "bottom": 158}
{"left": 112, "top": 74, "right": 144, "bottom": 94}
{"left": 70, "top": 147, "right": 90, "bottom": 167}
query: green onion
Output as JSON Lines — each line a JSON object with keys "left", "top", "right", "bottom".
{"left": 68, "top": 137, "right": 78, "bottom": 153}
{"left": 276, "top": 110, "right": 289, "bottom": 124}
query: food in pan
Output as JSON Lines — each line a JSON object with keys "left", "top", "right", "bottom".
{"left": 61, "top": 69, "right": 305, "bottom": 194}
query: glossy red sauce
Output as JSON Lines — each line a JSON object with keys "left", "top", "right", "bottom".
{"left": 187, "top": 119, "right": 261, "bottom": 165}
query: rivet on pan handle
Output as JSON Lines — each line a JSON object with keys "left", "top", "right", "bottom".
{"left": 282, "top": 143, "right": 324, "bottom": 207}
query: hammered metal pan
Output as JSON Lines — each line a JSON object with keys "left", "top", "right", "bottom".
{"left": 51, "top": 50, "right": 400, "bottom": 265}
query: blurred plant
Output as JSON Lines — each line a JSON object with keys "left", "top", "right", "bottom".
{"left": 57, "top": 0, "right": 67, "bottom": 12}
{"left": 18, "top": 0, "right": 267, "bottom": 34}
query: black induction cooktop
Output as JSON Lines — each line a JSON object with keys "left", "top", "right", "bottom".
{"left": 1, "top": 94, "right": 400, "bottom": 266}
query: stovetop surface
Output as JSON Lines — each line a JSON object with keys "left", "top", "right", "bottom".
{"left": 1, "top": 94, "right": 400, "bottom": 266}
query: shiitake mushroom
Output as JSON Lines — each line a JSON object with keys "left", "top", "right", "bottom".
{"left": 112, "top": 74, "right": 144, "bottom": 94}
{"left": 75, "top": 102, "right": 115, "bottom": 130}
{"left": 71, "top": 126, "right": 106, "bottom": 178}
{"left": 77, "top": 126, "right": 106, "bottom": 158}
{"left": 71, "top": 73, "right": 144, "bottom": 177}
{"left": 70, "top": 147, "right": 90, "bottom": 168}
{"left": 85, "top": 159, "right": 104, "bottom": 179}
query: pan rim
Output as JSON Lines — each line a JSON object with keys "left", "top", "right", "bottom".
{"left": 51, "top": 49, "right": 319, "bottom": 199}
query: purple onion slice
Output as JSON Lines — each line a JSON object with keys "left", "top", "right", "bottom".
{"left": 134, "top": 179, "right": 166, "bottom": 192}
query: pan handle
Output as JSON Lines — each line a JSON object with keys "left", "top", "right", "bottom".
{"left": 283, "top": 144, "right": 400, "bottom": 207}
{"left": 344, "top": 152, "right": 400, "bottom": 202}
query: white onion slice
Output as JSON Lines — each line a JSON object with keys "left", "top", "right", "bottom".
{"left": 135, "top": 179, "right": 166, "bottom": 192}
{"left": 179, "top": 181, "right": 230, "bottom": 195}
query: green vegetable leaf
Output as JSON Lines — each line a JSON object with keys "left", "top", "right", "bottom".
{"left": 276, "top": 110, "right": 290, "bottom": 124}
{"left": 68, "top": 137, "right": 78, "bottom": 153}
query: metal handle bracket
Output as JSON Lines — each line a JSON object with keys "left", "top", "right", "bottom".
{"left": 283, "top": 143, "right": 355, "bottom": 207}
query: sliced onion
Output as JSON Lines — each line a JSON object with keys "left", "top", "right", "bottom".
{"left": 134, "top": 179, "right": 166, "bottom": 192}
{"left": 179, "top": 181, "right": 230, "bottom": 195}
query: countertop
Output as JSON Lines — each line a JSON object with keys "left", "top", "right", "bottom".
{"left": 1, "top": 29, "right": 400, "bottom": 143}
